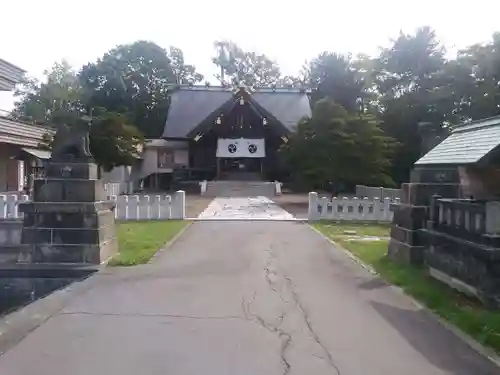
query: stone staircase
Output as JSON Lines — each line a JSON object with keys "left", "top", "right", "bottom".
{"left": 204, "top": 180, "right": 277, "bottom": 197}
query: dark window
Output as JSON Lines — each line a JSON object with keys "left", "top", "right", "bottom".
{"left": 158, "top": 148, "right": 174, "bottom": 168}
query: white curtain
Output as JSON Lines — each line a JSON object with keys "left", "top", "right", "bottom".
{"left": 216, "top": 138, "right": 266, "bottom": 158}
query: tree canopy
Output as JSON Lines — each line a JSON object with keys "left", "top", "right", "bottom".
{"left": 13, "top": 61, "right": 82, "bottom": 124}
{"left": 280, "top": 98, "right": 396, "bottom": 189}
{"left": 212, "top": 40, "right": 283, "bottom": 87}
{"left": 79, "top": 40, "right": 203, "bottom": 138}
{"left": 12, "top": 29, "right": 500, "bottom": 185}
{"left": 13, "top": 59, "right": 144, "bottom": 170}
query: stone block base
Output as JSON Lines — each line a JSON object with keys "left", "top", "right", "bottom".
{"left": 0, "top": 244, "right": 28, "bottom": 263}
{"left": 20, "top": 202, "right": 117, "bottom": 265}
{"left": 423, "top": 228, "right": 500, "bottom": 308}
{"left": 410, "top": 167, "right": 460, "bottom": 184}
{"left": 401, "top": 183, "right": 461, "bottom": 206}
{"left": 22, "top": 238, "right": 118, "bottom": 264}
{"left": 390, "top": 224, "right": 423, "bottom": 246}
{"left": 33, "top": 179, "right": 107, "bottom": 202}
{"left": 387, "top": 238, "right": 425, "bottom": 265}
{"left": 45, "top": 162, "right": 99, "bottom": 179}
{"left": 392, "top": 204, "right": 427, "bottom": 230}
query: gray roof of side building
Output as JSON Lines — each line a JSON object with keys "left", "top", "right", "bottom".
{"left": 415, "top": 115, "right": 500, "bottom": 165}
{"left": 0, "top": 115, "right": 54, "bottom": 148}
{"left": 162, "top": 86, "right": 311, "bottom": 138}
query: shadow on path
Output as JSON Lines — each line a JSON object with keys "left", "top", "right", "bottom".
{"left": 371, "top": 301, "right": 498, "bottom": 375}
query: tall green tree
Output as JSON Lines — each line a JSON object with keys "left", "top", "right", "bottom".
{"left": 212, "top": 40, "right": 282, "bottom": 87}
{"left": 13, "top": 60, "right": 82, "bottom": 124}
{"left": 303, "top": 52, "right": 368, "bottom": 112}
{"left": 88, "top": 111, "right": 144, "bottom": 171}
{"left": 280, "top": 98, "right": 396, "bottom": 189}
{"left": 169, "top": 46, "right": 204, "bottom": 84}
{"left": 374, "top": 26, "right": 448, "bottom": 184}
{"left": 14, "top": 60, "right": 144, "bottom": 169}
{"left": 80, "top": 40, "right": 203, "bottom": 137}
{"left": 437, "top": 32, "right": 500, "bottom": 121}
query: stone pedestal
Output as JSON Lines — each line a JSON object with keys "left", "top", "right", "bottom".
{"left": 18, "top": 161, "right": 118, "bottom": 265}
{"left": 423, "top": 229, "right": 500, "bottom": 308}
{"left": 387, "top": 166, "right": 461, "bottom": 265}
{"left": 388, "top": 204, "right": 427, "bottom": 265}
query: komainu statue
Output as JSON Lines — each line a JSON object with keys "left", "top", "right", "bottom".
{"left": 51, "top": 121, "right": 93, "bottom": 161}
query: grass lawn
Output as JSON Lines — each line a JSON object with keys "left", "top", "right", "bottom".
{"left": 313, "top": 222, "right": 500, "bottom": 354}
{"left": 110, "top": 221, "right": 189, "bottom": 266}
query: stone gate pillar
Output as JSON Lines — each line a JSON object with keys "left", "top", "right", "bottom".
{"left": 387, "top": 167, "right": 461, "bottom": 265}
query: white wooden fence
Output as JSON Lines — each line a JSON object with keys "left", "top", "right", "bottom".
{"left": 0, "top": 191, "right": 186, "bottom": 220}
{"left": 355, "top": 185, "right": 402, "bottom": 200}
{"left": 111, "top": 193, "right": 185, "bottom": 220}
{"left": 308, "top": 192, "right": 399, "bottom": 222}
{"left": 0, "top": 194, "right": 30, "bottom": 219}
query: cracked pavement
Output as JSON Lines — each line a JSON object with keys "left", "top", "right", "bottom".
{"left": 0, "top": 221, "right": 498, "bottom": 374}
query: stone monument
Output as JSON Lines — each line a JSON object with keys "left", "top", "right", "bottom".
{"left": 387, "top": 167, "right": 462, "bottom": 265}
{"left": 18, "top": 119, "right": 118, "bottom": 265}
{"left": 387, "top": 122, "right": 461, "bottom": 265}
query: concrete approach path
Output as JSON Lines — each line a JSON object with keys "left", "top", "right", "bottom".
{"left": 0, "top": 221, "right": 497, "bottom": 374}
{"left": 196, "top": 196, "right": 296, "bottom": 220}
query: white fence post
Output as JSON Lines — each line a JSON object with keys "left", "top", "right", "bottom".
{"left": 124, "top": 196, "right": 129, "bottom": 220}
{"left": 308, "top": 192, "right": 320, "bottom": 221}
{"left": 173, "top": 190, "right": 186, "bottom": 219}
{"left": 0, "top": 195, "right": 7, "bottom": 219}
{"left": 381, "top": 198, "right": 392, "bottom": 221}
{"left": 111, "top": 195, "right": 118, "bottom": 219}
{"left": 155, "top": 195, "right": 162, "bottom": 219}
{"left": 11, "top": 195, "right": 18, "bottom": 219}
{"left": 166, "top": 195, "right": 172, "bottom": 219}
{"left": 0, "top": 191, "right": 188, "bottom": 222}
{"left": 275, "top": 181, "right": 282, "bottom": 195}
{"left": 146, "top": 195, "right": 151, "bottom": 220}
{"left": 133, "top": 195, "right": 140, "bottom": 219}
{"left": 199, "top": 181, "right": 207, "bottom": 195}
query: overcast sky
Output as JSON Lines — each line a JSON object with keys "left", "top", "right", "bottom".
{"left": 2, "top": 0, "right": 500, "bottom": 111}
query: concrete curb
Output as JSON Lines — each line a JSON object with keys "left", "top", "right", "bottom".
{"left": 147, "top": 220, "right": 194, "bottom": 264}
{"left": 307, "top": 223, "right": 500, "bottom": 369}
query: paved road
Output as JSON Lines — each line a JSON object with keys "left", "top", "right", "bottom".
{"left": 197, "top": 196, "right": 296, "bottom": 220}
{"left": 0, "top": 222, "right": 497, "bottom": 374}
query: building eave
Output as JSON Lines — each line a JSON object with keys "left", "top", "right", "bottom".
{"left": 0, "top": 116, "right": 54, "bottom": 147}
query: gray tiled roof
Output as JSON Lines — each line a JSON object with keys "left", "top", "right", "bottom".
{"left": 162, "top": 87, "right": 311, "bottom": 138}
{"left": 252, "top": 91, "right": 311, "bottom": 131}
{"left": 162, "top": 88, "right": 233, "bottom": 138}
{"left": 415, "top": 116, "right": 500, "bottom": 165}
{"left": 0, "top": 116, "right": 54, "bottom": 147}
